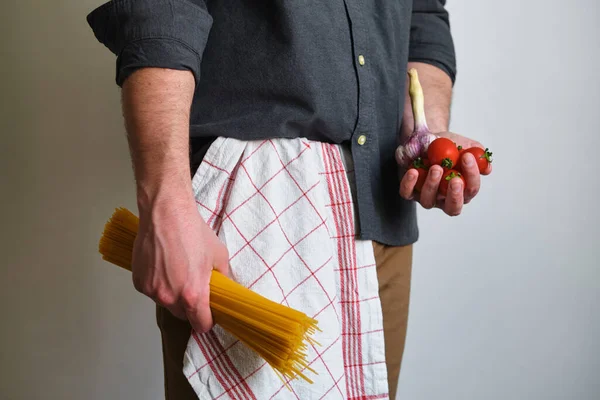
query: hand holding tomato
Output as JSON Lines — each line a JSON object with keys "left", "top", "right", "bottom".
{"left": 399, "top": 132, "right": 492, "bottom": 216}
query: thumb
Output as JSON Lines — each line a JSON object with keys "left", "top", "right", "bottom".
{"left": 212, "top": 239, "right": 231, "bottom": 278}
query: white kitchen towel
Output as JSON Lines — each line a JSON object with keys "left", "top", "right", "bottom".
{"left": 183, "top": 137, "right": 389, "bottom": 399}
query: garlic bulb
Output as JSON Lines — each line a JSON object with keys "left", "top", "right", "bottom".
{"left": 395, "top": 68, "right": 438, "bottom": 169}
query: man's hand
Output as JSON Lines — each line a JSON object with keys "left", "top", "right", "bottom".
{"left": 399, "top": 132, "right": 492, "bottom": 216}
{"left": 397, "top": 62, "right": 491, "bottom": 216}
{"left": 132, "top": 198, "right": 229, "bottom": 333}
{"left": 120, "top": 67, "right": 228, "bottom": 333}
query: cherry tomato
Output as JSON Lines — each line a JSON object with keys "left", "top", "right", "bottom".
{"left": 427, "top": 137, "right": 460, "bottom": 169}
{"left": 411, "top": 157, "right": 429, "bottom": 192}
{"left": 412, "top": 157, "right": 429, "bottom": 169}
{"left": 454, "top": 145, "right": 465, "bottom": 173}
{"left": 438, "top": 169, "right": 465, "bottom": 196}
{"left": 414, "top": 168, "right": 427, "bottom": 191}
{"left": 459, "top": 147, "right": 493, "bottom": 173}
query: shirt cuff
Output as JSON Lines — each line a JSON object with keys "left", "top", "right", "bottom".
{"left": 86, "top": 0, "right": 213, "bottom": 86}
{"left": 408, "top": 12, "right": 457, "bottom": 84}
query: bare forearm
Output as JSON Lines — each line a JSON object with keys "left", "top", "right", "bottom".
{"left": 121, "top": 69, "right": 228, "bottom": 333}
{"left": 121, "top": 68, "right": 196, "bottom": 214}
{"left": 401, "top": 62, "right": 453, "bottom": 136}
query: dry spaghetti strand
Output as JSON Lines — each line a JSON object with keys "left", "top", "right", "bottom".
{"left": 98, "top": 207, "right": 320, "bottom": 384}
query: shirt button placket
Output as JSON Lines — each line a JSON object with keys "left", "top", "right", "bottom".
{"left": 355, "top": 53, "right": 367, "bottom": 146}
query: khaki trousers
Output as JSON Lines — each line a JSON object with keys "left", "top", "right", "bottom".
{"left": 156, "top": 243, "right": 413, "bottom": 400}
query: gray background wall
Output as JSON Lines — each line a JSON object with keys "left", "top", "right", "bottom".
{"left": 1, "top": 1, "right": 598, "bottom": 399}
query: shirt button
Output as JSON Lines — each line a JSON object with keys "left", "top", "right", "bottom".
{"left": 358, "top": 55, "right": 365, "bottom": 66}
{"left": 357, "top": 134, "right": 367, "bottom": 145}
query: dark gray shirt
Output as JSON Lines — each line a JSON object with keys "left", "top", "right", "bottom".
{"left": 87, "top": 0, "right": 456, "bottom": 246}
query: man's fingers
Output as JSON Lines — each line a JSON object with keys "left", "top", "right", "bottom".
{"left": 184, "top": 294, "right": 214, "bottom": 334}
{"left": 165, "top": 304, "right": 188, "bottom": 321}
{"left": 152, "top": 280, "right": 215, "bottom": 332}
{"left": 460, "top": 153, "right": 481, "bottom": 204}
{"left": 150, "top": 292, "right": 188, "bottom": 320}
{"left": 399, "top": 169, "right": 418, "bottom": 200}
{"left": 435, "top": 198, "right": 445, "bottom": 209}
{"left": 442, "top": 178, "right": 464, "bottom": 216}
{"left": 419, "top": 165, "right": 443, "bottom": 209}
{"left": 187, "top": 308, "right": 214, "bottom": 334}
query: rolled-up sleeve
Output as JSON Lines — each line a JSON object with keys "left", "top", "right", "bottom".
{"left": 409, "top": 0, "right": 457, "bottom": 83}
{"left": 86, "top": 0, "right": 213, "bottom": 86}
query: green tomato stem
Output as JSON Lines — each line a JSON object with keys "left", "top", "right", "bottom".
{"left": 483, "top": 148, "right": 493, "bottom": 162}
{"left": 441, "top": 158, "right": 453, "bottom": 169}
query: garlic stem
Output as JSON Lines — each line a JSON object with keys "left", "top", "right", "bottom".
{"left": 408, "top": 68, "right": 429, "bottom": 133}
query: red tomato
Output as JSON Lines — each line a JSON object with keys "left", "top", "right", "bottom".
{"left": 459, "top": 147, "right": 493, "bottom": 173}
{"left": 438, "top": 169, "right": 465, "bottom": 196}
{"left": 414, "top": 168, "right": 427, "bottom": 192}
{"left": 411, "top": 157, "right": 429, "bottom": 192}
{"left": 427, "top": 137, "right": 460, "bottom": 169}
{"left": 454, "top": 146, "right": 465, "bottom": 173}
{"left": 412, "top": 157, "right": 429, "bottom": 169}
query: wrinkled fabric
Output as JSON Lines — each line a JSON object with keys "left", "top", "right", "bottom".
{"left": 183, "top": 137, "right": 388, "bottom": 399}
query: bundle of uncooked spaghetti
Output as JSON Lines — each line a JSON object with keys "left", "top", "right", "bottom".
{"left": 99, "top": 207, "right": 319, "bottom": 384}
